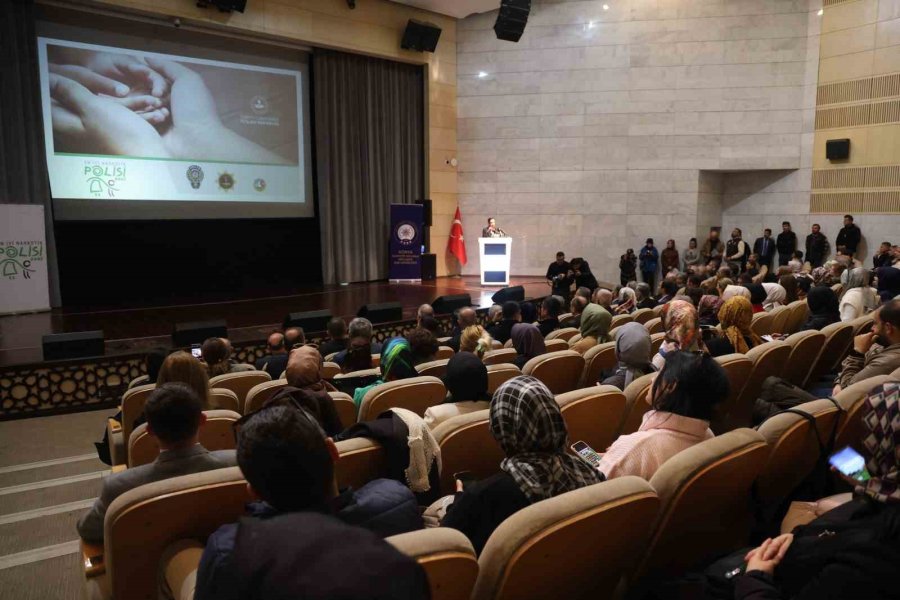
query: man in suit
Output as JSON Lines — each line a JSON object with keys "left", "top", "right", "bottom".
{"left": 487, "top": 301, "right": 521, "bottom": 344}
{"left": 255, "top": 332, "right": 289, "bottom": 378}
{"left": 447, "top": 307, "right": 476, "bottom": 352}
{"left": 753, "top": 228, "right": 776, "bottom": 271}
{"left": 77, "top": 383, "right": 236, "bottom": 544}
{"left": 481, "top": 217, "right": 505, "bottom": 238}
{"left": 318, "top": 318, "right": 348, "bottom": 358}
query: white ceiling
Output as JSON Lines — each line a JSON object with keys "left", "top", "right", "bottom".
{"left": 388, "top": 0, "right": 499, "bottom": 19}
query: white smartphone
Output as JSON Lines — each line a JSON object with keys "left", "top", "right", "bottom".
{"left": 828, "top": 446, "right": 871, "bottom": 483}
{"left": 190, "top": 344, "right": 202, "bottom": 358}
{"left": 571, "top": 440, "right": 602, "bottom": 468}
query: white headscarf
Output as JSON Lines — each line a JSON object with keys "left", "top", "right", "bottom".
{"left": 762, "top": 282, "right": 787, "bottom": 312}
{"left": 722, "top": 285, "right": 751, "bottom": 301}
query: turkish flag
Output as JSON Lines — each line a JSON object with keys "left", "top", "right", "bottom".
{"left": 448, "top": 206, "right": 467, "bottom": 265}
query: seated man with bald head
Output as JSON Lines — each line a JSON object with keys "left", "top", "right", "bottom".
{"left": 448, "top": 307, "right": 476, "bottom": 352}
{"left": 256, "top": 331, "right": 289, "bottom": 378}
{"left": 593, "top": 288, "right": 614, "bottom": 313}
{"left": 561, "top": 295, "right": 588, "bottom": 328}
{"left": 416, "top": 304, "right": 434, "bottom": 327}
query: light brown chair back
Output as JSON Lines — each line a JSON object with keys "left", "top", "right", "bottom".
{"left": 634, "top": 429, "right": 769, "bottom": 581}
{"left": 437, "top": 346, "right": 455, "bottom": 360}
{"left": 544, "top": 339, "right": 569, "bottom": 353}
{"left": 330, "top": 391, "right": 358, "bottom": 429}
{"left": 833, "top": 375, "right": 894, "bottom": 453}
{"left": 433, "top": 410, "right": 504, "bottom": 495}
{"left": 737, "top": 341, "right": 791, "bottom": 424}
{"left": 652, "top": 304, "right": 666, "bottom": 318}
{"left": 491, "top": 339, "right": 504, "bottom": 350}
{"left": 804, "top": 322, "right": 855, "bottom": 388}
{"left": 473, "top": 477, "right": 659, "bottom": 600}
{"left": 105, "top": 467, "right": 250, "bottom": 600}
{"left": 545, "top": 327, "right": 578, "bottom": 342}
{"left": 619, "top": 373, "right": 656, "bottom": 436}
{"left": 756, "top": 399, "right": 841, "bottom": 505}
{"left": 486, "top": 363, "right": 521, "bottom": 393}
{"left": 324, "top": 351, "right": 339, "bottom": 362}
{"left": 120, "top": 384, "right": 156, "bottom": 461}
{"left": 358, "top": 376, "right": 446, "bottom": 421}
{"left": 334, "top": 367, "right": 380, "bottom": 379}
{"left": 782, "top": 330, "right": 826, "bottom": 387}
{"left": 644, "top": 317, "right": 664, "bottom": 334}
{"left": 831, "top": 283, "right": 844, "bottom": 295}
{"left": 243, "top": 379, "right": 289, "bottom": 414}
{"left": 127, "top": 374, "right": 150, "bottom": 390}
{"left": 557, "top": 312, "right": 573, "bottom": 323}
{"left": 388, "top": 528, "right": 479, "bottom": 600}
{"left": 850, "top": 313, "right": 875, "bottom": 336}
{"left": 567, "top": 333, "right": 583, "bottom": 346}
{"left": 483, "top": 349, "right": 519, "bottom": 366}
{"left": 631, "top": 308, "right": 654, "bottom": 325}
{"left": 522, "top": 350, "right": 586, "bottom": 394}
{"left": 769, "top": 305, "right": 791, "bottom": 335}
{"left": 556, "top": 386, "right": 626, "bottom": 453}
{"left": 208, "top": 388, "right": 240, "bottom": 413}
{"left": 580, "top": 341, "right": 617, "bottom": 387}
{"left": 710, "top": 354, "right": 754, "bottom": 435}
{"left": 417, "top": 358, "right": 451, "bottom": 379}
{"left": 609, "top": 313, "right": 633, "bottom": 333}
{"left": 503, "top": 339, "right": 514, "bottom": 349}
{"left": 322, "top": 361, "right": 341, "bottom": 380}
{"left": 334, "top": 437, "right": 388, "bottom": 490}
{"left": 127, "top": 410, "right": 240, "bottom": 468}
{"left": 372, "top": 353, "right": 382, "bottom": 367}
{"left": 650, "top": 332, "right": 666, "bottom": 355}
{"left": 784, "top": 300, "right": 809, "bottom": 335}
{"left": 209, "top": 371, "right": 272, "bottom": 411}
{"left": 750, "top": 312, "right": 775, "bottom": 337}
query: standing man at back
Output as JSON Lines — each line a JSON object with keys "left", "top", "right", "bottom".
{"left": 836, "top": 214, "right": 862, "bottom": 260}
{"left": 700, "top": 229, "right": 725, "bottom": 264}
{"left": 726, "top": 228, "right": 749, "bottom": 273}
{"left": 753, "top": 228, "right": 776, "bottom": 272}
{"left": 639, "top": 239, "right": 659, "bottom": 293}
{"left": 546, "top": 251, "right": 573, "bottom": 302}
{"left": 806, "top": 223, "right": 830, "bottom": 268}
{"left": 776, "top": 221, "right": 797, "bottom": 267}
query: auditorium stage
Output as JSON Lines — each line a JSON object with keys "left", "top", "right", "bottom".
{"left": 0, "top": 276, "right": 549, "bottom": 367}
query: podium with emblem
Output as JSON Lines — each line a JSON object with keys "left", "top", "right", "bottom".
{"left": 478, "top": 237, "right": 512, "bottom": 286}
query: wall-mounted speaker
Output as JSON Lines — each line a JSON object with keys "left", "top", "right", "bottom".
{"left": 172, "top": 320, "right": 227, "bottom": 347}
{"left": 401, "top": 20, "right": 442, "bottom": 52}
{"left": 491, "top": 285, "right": 525, "bottom": 304}
{"left": 826, "top": 138, "right": 850, "bottom": 161}
{"left": 42, "top": 331, "right": 105, "bottom": 361}
{"left": 432, "top": 293, "right": 471, "bottom": 314}
{"left": 494, "top": 0, "right": 531, "bottom": 42}
{"left": 357, "top": 302, "right": 403, "bottom": 324}
{"left": 283, "top": 309, "right": 332, "bottom": 333}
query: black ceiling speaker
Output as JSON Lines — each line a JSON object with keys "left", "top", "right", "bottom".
{"left": 494, "top": 0, "right": 531, "bottom": 42}
{"left": 826, "top": 138, "right": 850, "bottom": 161}
{"left": 401, "top": 20, "right": 442, "bottom": 53}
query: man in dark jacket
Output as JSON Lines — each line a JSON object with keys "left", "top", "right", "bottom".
{"left": 537, "top": 296, "right": 562, "bottom": 337}
{"left": 255, "top": 331, "right": 289, "bottom": 378}
{"left": 639, "top": 238, "right": 659, "bottom": 293}
{"left": 776, "top": 221, "right": 797, "bottom": 266}
{"left": 447, "top": 307, "right": 476, "bottom": 352}
{"left": 487, "top": 301, "right": 521, "bottom": 344}
{"left": 835, "top": 214, "right": 862, "bottom": 259}
{"left": 318, "top": 318, "right": 349, "bottom": 358}
{"left": 753, "top": 228, "right": 776, "bottom": 271}
{"left": 194, "top": 405, "right": 421, "bottom": 600}
{"left": 546, "top": 251, "right": 573, "bottom": 301}
{"left": 805, "top": 223, "right": 829, "bottom": 268}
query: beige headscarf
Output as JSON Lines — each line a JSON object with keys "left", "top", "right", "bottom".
{"left": 285, "top": 346, "right": 337, "bottom": 392}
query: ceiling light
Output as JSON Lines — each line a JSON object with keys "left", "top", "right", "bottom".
{"left": 602, "top": 3, "right": 610, "bottom": 10}
{"left": 477, "top": 71, "right": 489, "bottom": 79}
{"left": 586, "top": 20, "right": 596, "bottom": 29}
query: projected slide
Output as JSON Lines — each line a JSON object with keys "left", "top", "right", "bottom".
{"left": 37, "top": 38, "right": 306, "bottom": 205}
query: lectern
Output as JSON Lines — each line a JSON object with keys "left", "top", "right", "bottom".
{"left": 478, "top": 237, "right": 512, "bottom": 286}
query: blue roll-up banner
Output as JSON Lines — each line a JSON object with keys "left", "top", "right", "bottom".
{"left": 389, "top": 203, "right": 424, "bottom": 281}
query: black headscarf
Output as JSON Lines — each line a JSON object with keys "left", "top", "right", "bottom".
{"left": 877, "top": 267, "right": 900, "bottom": 303}
{"left": 746, "top": 283, "right": 767, "bottom": 307}
{"left": 443, "top": 352, "right": 489, "bottom": 403}
{"left": 799, "top": 285, "right": 840, "bottom": 331}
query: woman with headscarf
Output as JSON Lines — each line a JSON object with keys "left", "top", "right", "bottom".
{"left": 510, "top": 323, "right": 546, "bottom": 369}
{"left": 877, "top": 266, "right": 900, "bottom": 303}
{"left": 652, "top": 300, "right": 703, "bottom": 370}
{"left": 722, "top": 284, "right": 750, "bottom": 302}
{"left": 746, "top": 283, "right": 767, "bottom": 313}
{"left": 840, "top": 267, "right": 878, "bottom": 322}
{"left": 779, "top": 274, "right": 799, "bottom": 304}
{"left": 798, "top": 286, "right": 841, "bottom": 332}
{"left": 733, "top": 382, "right": 900, "bottom": 600}
{"left": 707, "top": 296, "right": 763, "bottom": 356}
{"left": 571, "top": 303, "right": 612, "bottom": 354}
{"left": 424, "top": 352, "right": 491, "bottom": 429}
{"left": 442, "top": 376, "right": 603, "bottom": 554}
{"left": 265, "top": 346, "right": 343, "bottom": 436}
{"left": 698, "top": 294, "right": 724, "bottom": 327}
{"left": 601, "top": 323, "right": 655, "bottom": 390}
{"left": 352, "top": 337, "right": 417, "bottom": 409}
{"left": 762, "top": 282, "right": 788, "bottom": 312}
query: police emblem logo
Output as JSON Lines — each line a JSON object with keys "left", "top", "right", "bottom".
{"left": 186, "top": 165, "right": 204, "bottom": 189}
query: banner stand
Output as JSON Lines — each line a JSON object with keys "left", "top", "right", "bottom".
{"left": 0, "top": 205, "right": 51, "bottom": 315}
{"left": 388, "top": 204, "right": 424, "bottom": 283}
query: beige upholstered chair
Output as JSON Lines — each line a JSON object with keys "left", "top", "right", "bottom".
{"left": 491, "top": 339, "right": 504, "bottom": 350}
{"left": 482, "top": 349, "right": 519, "bottom": 366}
{"left": 710, "top": 354, "right": 754, "bottom": 435}
{"left": 619, "top": 373, "right": 656, "bottom": 437}
{"left": 127, "top": 410, "right": 240, "bottom": 468}
{"left": 804, "top": 322, "right": 854, "bottom": 388}
{"left": 631, "top": 308, "right": 654, "bottom": 325}
{"left": 779, "top": 492, "right": 854, "bottom": 535}
{"left": 783, "top": 300, "right": 808, "bottom": 335}
{"left": 209, "top": 371, "right": 272, "bottom": 411}
{"left": 503, "top": 339, "right": 514, "bottom": 349}
{"left": 545, "top": 327, "right": 579, "bottom": 342}
{"left": 632, "top": 429, "right": 769, "bottom": 582}
{"left": 330, "top": 391, "right": 358, "bottom": 429}
{"left": 768, "top": 305, "right": 791, "bottom": 335}
{"left": 432, "top": 410, "right": 504, "bottom": 495}
{"left": 557, "top": 312, "right": 573, "bottom": 323}
{"left": 388, "top": 528, "right": 479, "bottom": 600}
{"left": 357, "top": 376, "right": 446, "bottom": 421}
{"left": 417, "top": 358, "right": 451, "bottom": 379}
{"left": 208, "top": 388, "right": 240, "bottom": 413}
{"left": 437, "top": 346, "right": 455, "bottom": 360}
{"left": 849, "top": 312, "right": 875, "bottom": 336}
{"left": 486, "top": 363, "right": 521, "bottom": 394}
{"left": 782, "top": 330, "right": 826, "bottom": 387}
{"left": 644, "top": 317, "right": 664, "bottom": 334}
{"left": 324, "top": 351, "right": 339, "bottom": 362}
{"left": 334, "top": 437, "right": 388, "bottom": 490}
{"left": 161, "top": 540, "right": 204, "bottom": 600}
{"left": 736, "top": 341, "right": 791, "bottom": 423}
{"left": 127, "top": 374, "right": 149, "bottom": 390}
{"left": 833, "top": 375, "right": 894, "bottom": 453}
{"left": 652, "top": 304, "right": 666, "bottom": 318}
{"left": 556, "top": 386, "right": 626, "bottom": 453}
{"left": 580, "top": 341, "right": 617, "bottom": 388}
{"left": 544, "top": 338, "right": 569, "bottom": 353}
{"left": 650, "top": 332, "right": 666, "bottom": 355}
{"left": 322, "top": 361, "right": 342, "bottom": 380}
{"left": 750, "top": 311, "right": 775, "bottom": 337}
{"left": 334, "top": 367, "right": 380, "bottom": 379}
{"left": 107, "top": 383, "right": 156, "bottom": 466}
{"left": 522, "top": 350, "right": 586, "bottom": 394}
{"left": 609, "top": 313, "right": 633, "bottom": 333}
{"left": 243, "top": 379, "right": 289, "bottom": 414}
{"left": 567, "top": 333, "right": 583, "bottom": 346}
{"left": 472, "top": 477, "right": 659, "bottom": 600}
{"left": 831, "top": 283, "right": 844, "bottom": 295}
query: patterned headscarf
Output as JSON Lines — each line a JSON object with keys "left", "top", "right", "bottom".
{"left": 663, "top": 300, "right": 701, "bottom": 351}
{"left": 490, "top": 376, "right": 603, "bottom": 502}
{"left": 380, "top": 337, "right": 417, "bottom": 381}
{"left": 858, "top": 382, "right": 900, "bottom": 504}
{"left": 511, "top": 323, "right": 546, "bottom": 360}
{"left": 717, "top": 296, "right": 762, "bottom": 354}
{"left": 698, "top": 295, "right": 724, "bottom": 325}
{"left": 580, "top": 303, "right": 612, "bottom": 343}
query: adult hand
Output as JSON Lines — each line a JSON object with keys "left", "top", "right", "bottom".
{"left": 49, "top": 50, "right": 167, "bottom": 97}
{"left": 455, "top": 479, "right": 464, "bottom": 493}
{"left": 745, "top": 533, "right": 793, "bottom": 575}
{"left": 853, "top": 331, "right": 876, "bottom": 355}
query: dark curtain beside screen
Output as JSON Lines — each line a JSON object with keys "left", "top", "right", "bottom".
{"left": 313, "top": 50, "right": 425, "bottom": 284}
{"left": 0, "top": 0, "right": 61, "bottom": 306}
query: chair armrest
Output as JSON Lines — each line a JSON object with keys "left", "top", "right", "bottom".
{"left": 107, "top": 418, "right": 125, "bottom": 466}
{"left": 106, "top": 417, "right": 121, "bottom": 435}
{"left": 162, "top": 540, "right": 205, "bottom": 600}
{"left": 111, "top": 464, "right": 127, "bottom": 474}
{"left": 81, "top": 540, "right": 105, "bottom": 577}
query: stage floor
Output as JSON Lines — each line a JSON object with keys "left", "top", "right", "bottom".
{"left": 0, "top": 276, "right": 549, "bottom": 367}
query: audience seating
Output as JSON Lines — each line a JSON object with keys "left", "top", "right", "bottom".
{"left": 432, "top": 410, "right": 504, "bottom": 495}
{"left": 803, "top": 322, "right": 854, "bottom": 388}
{"left": 833, "top": 375, "right": 894, "bottom": 453}
{"left": 243, "top": 379, "right": 289, "bottom": 414}
{"left": 208, "top": 388, "right": 240, "bottom": 413}
{"left": 334, "top": 367, "right": 381, "bottom": 380}
{"left": 372, "top": 354, "right": 382, "bottom": 367}
{"left": 710, "top": 354, "right": 754, "bottom": 435}
{"left": 631, "top": 429, "right": 769, "bottom": 582}
{"left": 736, "top": 341, "right": 791, "bottom": 422}
{"left": 357, "top": 376, "right": 445, "bottom": 421}
{"left": 334, "top": 437, "right": 388, "bottom": 490}
{"left": 782, "top": 330, "right": 826, "bottom": 388}
{"left": 127, "top": 410, "right": 240, "bottom": 468}
{"left": 107, "top": 383, "right": 156, "bottom": 466}
{"left": 330, "top": 391, "right": 358, "bottom": 429}
{"left": 544, "top": 338, "right": 569, "bottom": 353}
{"left": 556, "top": 386, "right": 626, "bottom": 454}
{"left": 750, "top": 312, "right": 774, "bottom": 337}
{"left": 545, "top": 327, "right": 578, "bottom": 342}
{"left": 609, "top": 313, "right": 632, "bottom": 333}
{"left": 322, "top": 361, "right": 342, "bottom": 380}
{"left": 619, "top": 373, "right": 656, "bottom": 437}
{"left": 783, "top": 300, "right": 808, "bottom": 335}
{"left": 522, "top": 350, "right": 586, "bottom": 394}
{"left": 472, "top": 477, "right": 659, "bottom": 600}
{"left": 849, "top": 313, "right": 875, "bottom": 336}
{"left": 417, "top": 358, "right": 450, "bottom": 379}
{"left": 567, "top": 333, "right": 583, "bottom": 346}
{"left": 482, "top": 349, "right": 518, "bottom": 366}
{"left": 387, "top": 528, "right": 479, "bottom": 600}
{"left": 768, "top": 305, "right": 791, "bottom": 335}
{"left": 437, "top": 346, "right": 455, "bottom": 360}
{"left": 161, "top": 540, "right": 203, "bottom": 600}
{"left": 580, "top": 341, "right": 617, "bottom": 388}
{"left": 503, "top": 339, "right": 514, "bottom": 349}
{"left": 779, "top": 492, "right": 854, "bottom": 535}
{"left": 557, "top": 312, "right": 573, "bottom": 323}
{"left": 209, "top": 371, "right": 272, "bottom": 411}
{"left": 644, "top": 317, "right": 664, "bottom": 334}
{"left": 631, "top": 308, "right": 654, "bottom": 325}
{"left": 486, "top": 363, "right": 521, "bottom": 394}
{"left": 324, "top": 351, "right": 340, "bottom": 362}
{"left": 652, "top": 305, "right": 666, "bottom": 318}
{"left": 127, "top": 374, "right": 149, "bottom": 390}
{"left": 650, "top": 332, "right": 666, "bottom": 355}
{"left": 831, "top": 283, "right": 844, "bottom": 295}
{"left": 490, "top": 340, "right": 504, "bottom": 350}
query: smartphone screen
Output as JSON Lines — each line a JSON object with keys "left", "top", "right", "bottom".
{"left": 829, "top": 446, "right": 871, "bottom": 482}
{"left": 571, "top": 441, "right": 602, "bottom": 468}
{"left": 191, "top": 344, "right": 202, "bottom": 358}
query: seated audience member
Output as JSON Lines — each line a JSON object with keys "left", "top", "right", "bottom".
{"left": 873, "top": 241, "right": 894, "bottom": 268}
{"left": 406, "top": 327, "right": 439, "bottom": 365}
{"left": 441, "top": 376, "right": 602, "bottom": 554}
{"left": 707, "top": 296, "right": 763, "bottom": 357}
{"left": 194, "top": 405, "right": 422, "bottom": 600}
{"left": 652, "top": 300, "right": 704, "bottom": 370}
{"left": 601, "top": 323, "right": 654, "bottom": 389}
{"left": 722, "top": 283, "right": 750, "bottom": 302}
{"left": 746, "top": 283, "right": 767, "bottom": 313}
{"left": 334, "top": 317, "right": 382, "bottom": 369}
{"left": 833, "top": 301, "right": 900, "bottom": 393}
{"left": 615, "top": 286, "right": 637, "bottom": 314}
{"left": 202, "top": 337, "right": 255, "bottom": 376}
{"left": 273, "top": 345, "right": 342, "bottom": 436}
{"left": 459, "top": 325, "right": 493, "bottom": 358}
{"left": 840, "top": 267, "right": 878, "bottom": 322}
{"left": 738, "top": 272, "right": 754, "bottom": 286}
{"left": 486, "top": 304, "right": 503, "bottom": 326}
{"left": 685, "top": 287, "right": 703, "bottom": 308}
{"left": 511, "top": 323, "right": 547, "bottom": 369}
{"left": 78, "top": 383, "right": 236, "bottom": 544}
{"left": 562, "top": 295, "right": 588, "bottom": 328}
{"left": 686, "top": 274, "right": 704, "bottom": 290}
{"left": 635, "top": 282, "right": 657, "bottom": 310}
{"left": 418, "top": 315, "right": 443, "bottom": 337}
{"left": 571, "top": 303, "right": 613, "bottom": 354}
{"left": 447, "top": 307, "right": 477, "bottom": 352}
{"left": 698, "top": 294, "right": 724, "bottom": 327}
{"left": 733, "top": 382, "right": 900, "bottom": 600}
{"left": 487, "top": 301, "right": 521, "bottom": 344}
{"left": 877, "top": 266, "right": 900, "bottom": 303}
{"left": 255, "top": 331, "right": 289, "bottom": 378}
{"left": 788, "top": 250, "right": 804, "bottom": 273}
{"left": 762, "top": 282, "right": 787, "bottom": 311}
{"left": 796, "top": 276, "right": 812, "bottom": 301}
{"left": 424, "top": 353, "right": 491, "bottom": 428}
{"left": 593, "top": 288, "right": 614, "bottom": 312}
{"left": 657, "top": 280, "right": 679, "bottom": 305}
{"left": 284, "top": 326, "right": 306, "bottom": 350}
{"left": 574, "top": 286, "right": 592, "bottom": 301}
{"left": 523, "top": 300, "right": 541, "bottom": 325}
{"left": 318, "top": 318, "right": 349, "bottom": 358}
{"left": 537, "top": 296, "right": 562, "bottom": 337}
{"left": 157, "top": 350, "right": 210, "bottom": 408}
{"left": 779, "top": 274, "right": 799, "bottom": 303}
{"left": 133, "top": 347, "right": 166, "bottom": 387}
{"left": 599, "top": 351, "right": 726, "bottom": 481}
{"left": 352, "top": 337, "right": 417, "bottom": 408}
{"left": 416, "top": 303, "right": 434, "bottom": 327}
{"left": 798, "top": 286, "right": 841, "bottom": 332}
